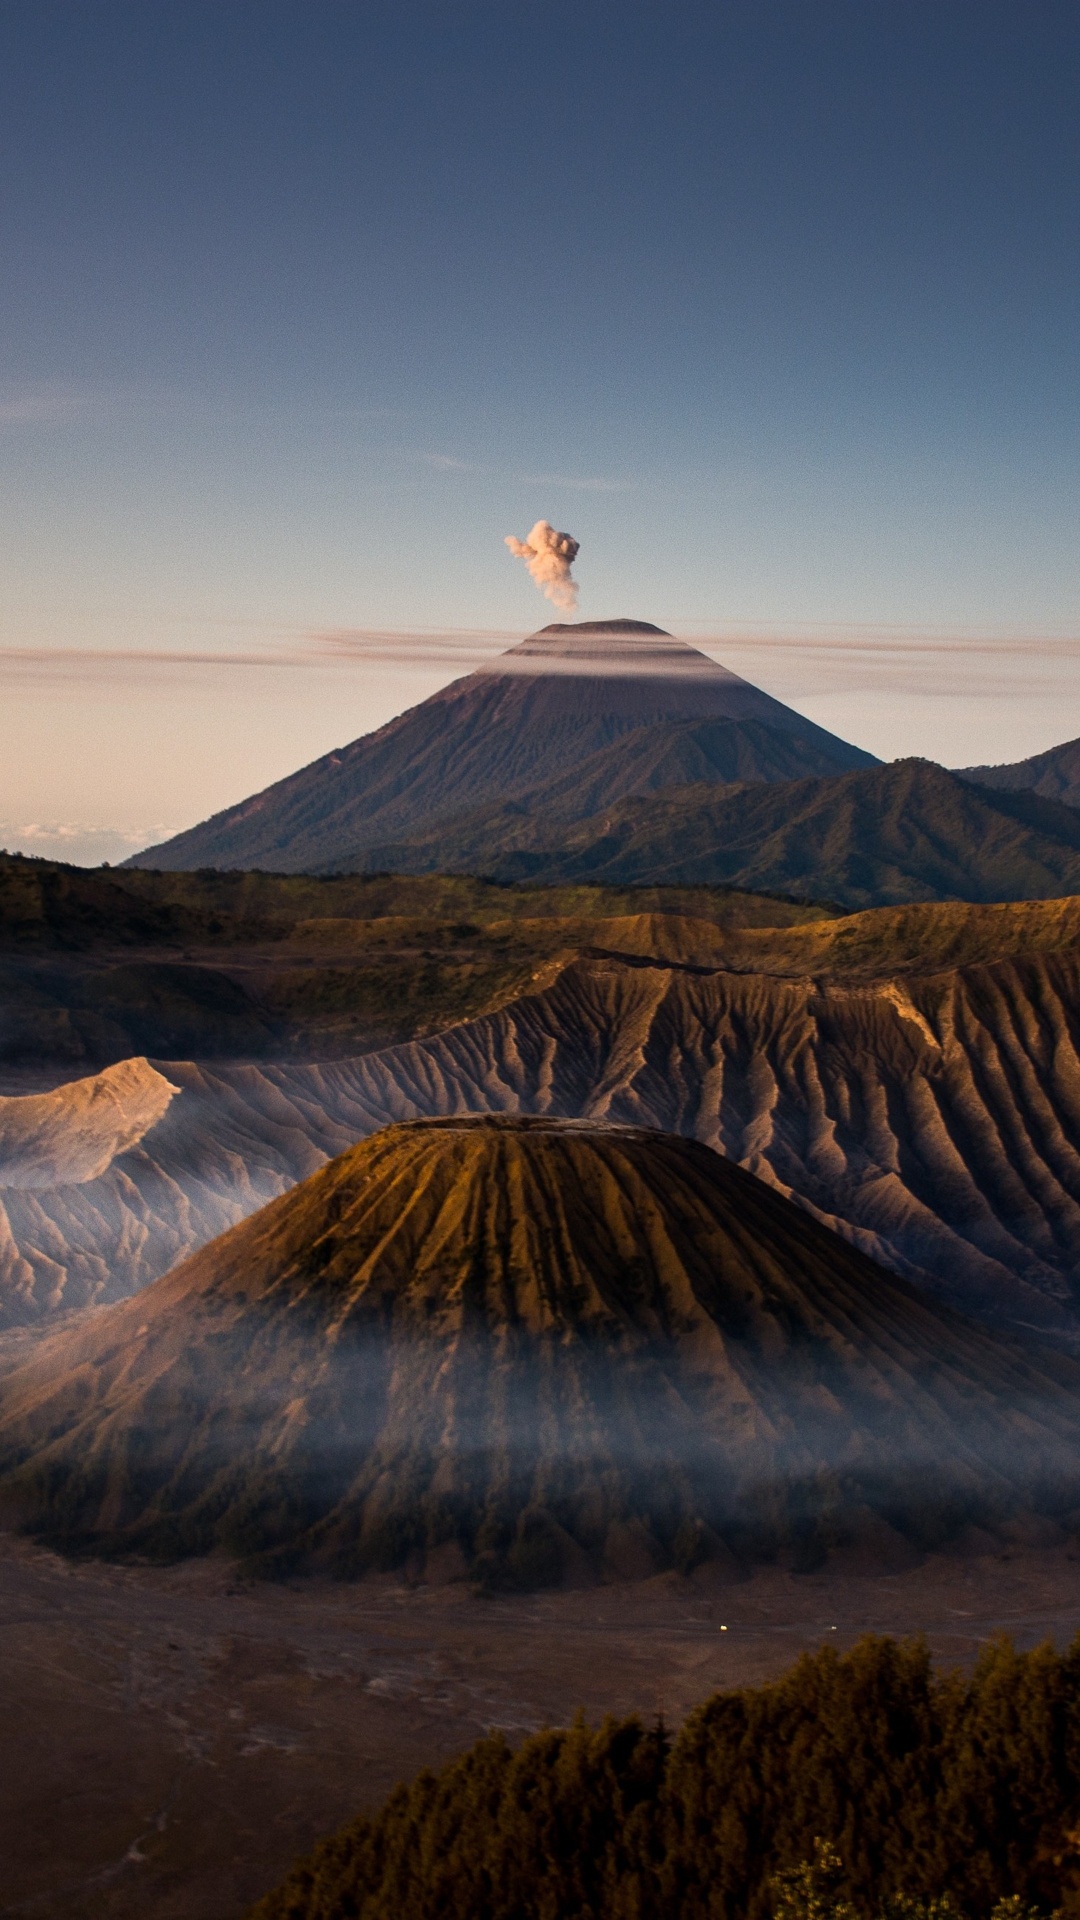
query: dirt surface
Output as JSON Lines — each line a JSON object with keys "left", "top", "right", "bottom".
{"left": 3, "top": 1535, "right": 1080, "bottom": 1920}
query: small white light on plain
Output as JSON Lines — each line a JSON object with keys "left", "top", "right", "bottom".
{"left": 720, "top": 1624, "right": 727, "bottom": 1631}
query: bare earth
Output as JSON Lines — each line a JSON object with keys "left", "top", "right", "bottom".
{"left": 3, "top": 1536, "right": 1080, "bottom": 1920}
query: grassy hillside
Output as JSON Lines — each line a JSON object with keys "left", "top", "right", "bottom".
{"left": 0, "top": 852, "right": 833, "bottom": 946}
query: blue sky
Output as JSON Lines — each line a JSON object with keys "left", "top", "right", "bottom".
{"left": 2, "top": 1, "right": 1079, "bottom": 860}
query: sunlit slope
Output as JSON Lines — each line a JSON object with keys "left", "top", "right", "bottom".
{"left": 371, "top": 759, "right": 1080, "bottom": 907}
{"left": 0, "top": 852, "right": 832, "bottom": 1067}
{"left": 2, "top": 1116, "right": 1078, "bottom": 1578}
{"left": 6, "top": 897, "right": 1080, "bottom": 1336}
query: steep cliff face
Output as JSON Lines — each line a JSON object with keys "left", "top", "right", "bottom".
{"left": 2, "top": 1116, "right": 1077, "bottom": 1578}
{"left": 4, "top": 928, "right": 1080, "bottom": 1339}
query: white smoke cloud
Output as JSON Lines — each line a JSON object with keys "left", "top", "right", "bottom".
{"left": 504, "top": 519, "right": 580, "bottom": 612}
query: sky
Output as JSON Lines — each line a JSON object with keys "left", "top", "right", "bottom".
{"left": 2, "top": 0, "right": 1080, "bottom": 862}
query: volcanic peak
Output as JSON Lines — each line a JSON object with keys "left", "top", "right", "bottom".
{"left": 533, "top": 619, "right": 670, "bottom": 634}
{"left": 501, "top": 618, "right": 728, "bottom": 674}
{"left": 1, "top": 1114, "right": 1078, "bottom": 1582}
{"left": 123, "top": 599, "right": 879, "bottom": 874}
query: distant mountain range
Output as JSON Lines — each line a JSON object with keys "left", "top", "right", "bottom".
{"left": 961, "top": 734, "right": 1080, "bottom": 810}
{"left": 126, "top": 621, "right": 878, "bottom": 874}
{"left": 358, "top": 757, "right": 1080, "bottom": 910}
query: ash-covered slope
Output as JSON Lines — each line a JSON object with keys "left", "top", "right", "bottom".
{"left": 961, "top": 735, "right": 1080, "bottom": 811}
{"left": 9, "top": 905, "right": 1080, "bottom": 1341}
{"left": 379, "top": 758, "right": 1080, "bottom": 907}
{"left": 125, "top": 622, "right": 876, "bottom": 874}
{"left": 2, "top": 1114, "right": 1078, "bottom": 1579}
{"left": 0, "top": 1057, "right": 177, "bottom": 1191}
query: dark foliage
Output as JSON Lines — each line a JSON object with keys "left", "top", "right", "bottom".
{"left": 0, "top": 850, "right": 827, "bottom": 1066}
{"left": 247, "top": 1635, "right": 1080, "bottom": 1920}
{"left": 397, "top": 759, "right": 1080, "bottom": 909}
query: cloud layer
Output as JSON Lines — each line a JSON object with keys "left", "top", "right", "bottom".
{"left": 1, "top": 624, "right": 1079, "bottom": 700}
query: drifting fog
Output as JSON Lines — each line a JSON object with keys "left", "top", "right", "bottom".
{"left": 3, "top": 1298, "right": 1080, "bottom": 1575}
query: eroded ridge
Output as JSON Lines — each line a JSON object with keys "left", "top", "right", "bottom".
{"left": 4, "top": 947, "right": 1080, "bottom": 1337}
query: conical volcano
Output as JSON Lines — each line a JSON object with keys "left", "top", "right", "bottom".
{"left": 126, "top": 621, "right": 876, "bottom": 873}
{"left": 1, "top": 1115, "right": 1078, "bottom": 1582}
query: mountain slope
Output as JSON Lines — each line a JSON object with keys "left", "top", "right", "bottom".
{"left": 9, "top": 904, "right": 1080, "bottom": 1339}
{"left": 373, "top": 759, "right": 1080, "bottom": 908}
{"left": 125, "top": 623, "right": 876, "bottom": 874}
{"left": 3, "top": 1115, "right": 1079, "bottom": 1578}
{"left": 317, "top": 714, "right": 881, "bottom": 861}
{"left": 961, "top": 735, "right": 1080, "bottom": 810}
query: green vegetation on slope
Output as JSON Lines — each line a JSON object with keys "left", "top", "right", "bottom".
{"left": 247, "top": 1635, "right": 1080, "bottom": 1920}
{"left": 0, "top": 852, "right": 835, "bottom": 1065}
{"left": 365, "top": 759, "right": 1080, "bottom": 909}
{"left": 0, "top": 854, "right": 833, "bottom": 947}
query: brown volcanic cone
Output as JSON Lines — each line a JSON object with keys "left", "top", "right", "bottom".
{"left": 1, "top": 1116, "right": 1079, "bottom": 1582}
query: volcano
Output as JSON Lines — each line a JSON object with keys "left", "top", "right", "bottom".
{"left": 2, "top": 1115, "right": 1078, "bottom": 1582}
{"left": 126, "top": 621, "right": 877, "bottom": 874}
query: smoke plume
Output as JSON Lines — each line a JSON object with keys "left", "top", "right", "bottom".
{"left": 504, "top": 520, "right": 580, "bottom": 612}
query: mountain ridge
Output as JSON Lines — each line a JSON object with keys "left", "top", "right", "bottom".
{"left": 351, "top": 757, "right": 1080, "bottom": 908}
{"left": 961, "top": 734, "right": 1080, "bottom": 810}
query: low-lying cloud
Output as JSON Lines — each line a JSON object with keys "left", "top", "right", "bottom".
{"left": 0, "top": 821, "right": 177, "bottom": 866}
{"left": 3, "top": 624, "right": 1080, "bottom": 700}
